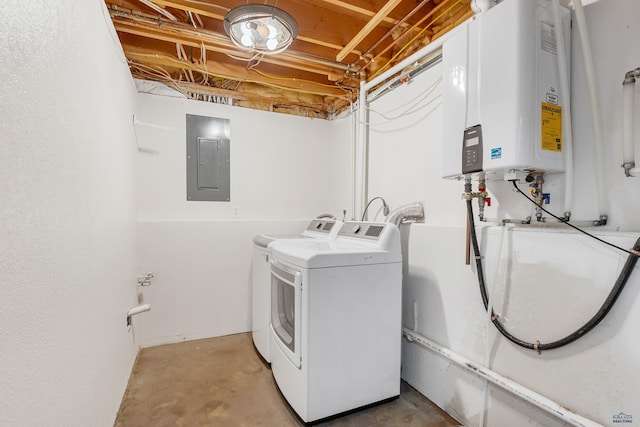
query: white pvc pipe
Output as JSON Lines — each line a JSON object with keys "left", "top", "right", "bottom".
{"left": 127, "top": 304, "right": 151, "bottom": 318}
{"left": 631, "top": 69, "right": 640, "bottom": 176}
{"left": 470, "top": 0, "right": 495, "bottom": 14}
{"left": 356, "top": 80, "right": 368, "bottom": 219}
{"left": 622, "top": 82, "right": 635, "bottom": 167}
{"left": 573, "top": 0, "right": 607, "bottom": 218}
{"left": 403, "top": 328, "right": 604, "bottom": 427}
{"left": 479, "top": 224, "right": 508, "bottom": 427}
{"left": 351, "top": 101, "right": 358, "bottom": 220}
{"left": 552, "top": 0, "right": 574, "bottom": 217}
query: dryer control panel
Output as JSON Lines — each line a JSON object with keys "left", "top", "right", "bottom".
{"left": 338, "top": 221, "right": 386, "bottom": 240}
{"left": 305, "top": 219, "right": 338, "bottom": 234}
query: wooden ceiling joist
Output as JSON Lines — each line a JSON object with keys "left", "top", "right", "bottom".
{"left": 137, "top": 0, "right": 228, "bottom": 20}
{"left": 131, "top": 0, "right": 368, "bottom": 58}
{"left": 135, "top": 78, "right": 335, "bottom": 118}
{"left": 105, "top": 0, "right": 471, "bottom": 119}
{"left": 319, "top": 0, "right": 413, "bottom": 29}
{"left": 336, "top": 0, "right": 404, "bottom": 61}
{"left": 176, "top": 81, "right": 332, "bottom": 111}
{"left": 124, "top": 48, "right": 350, "bottom": 98}
{"left": 109, "top": 8, "right": 358, "bottom": 81}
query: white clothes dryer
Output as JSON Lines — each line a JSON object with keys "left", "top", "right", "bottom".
{"left": 269, "top": 221, "right": 402, "bottom": 423}
{"left": 252, "top": 218, "right": 342, "bottom": 363}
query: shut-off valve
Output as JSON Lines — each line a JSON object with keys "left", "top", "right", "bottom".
{"left": 462, "top": 175, "right": 490, "bottom": 221}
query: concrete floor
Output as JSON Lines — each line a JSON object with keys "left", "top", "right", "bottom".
{"left": 115, "top": 333, "right": 461, "bottom": 426}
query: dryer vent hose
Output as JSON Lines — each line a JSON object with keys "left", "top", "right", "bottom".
{"left": 386, "top": 202, "right": 425, "bottom": 226}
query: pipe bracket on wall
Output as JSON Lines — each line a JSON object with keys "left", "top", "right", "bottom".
{"left": 136, "top": 272, "right": 154, "bottom": 286}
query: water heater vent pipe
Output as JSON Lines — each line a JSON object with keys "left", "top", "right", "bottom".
{"left": 552, "top": 0, "right": 574, "bottom": 219}
{"left": 573, "top": 0, "right": 608, "bottom": 222}
{"left": 470, "top": 0, "right": 496, "bottom": 14}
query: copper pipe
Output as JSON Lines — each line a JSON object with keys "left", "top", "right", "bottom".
{"left": 465, "top": 214, "right": 471, "bottom": 265}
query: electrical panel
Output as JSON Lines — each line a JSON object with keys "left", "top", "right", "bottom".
{"left": 186, "top": 114, "right": 231, "bottom": 201}
{"left": 441, "top": 0, "right": 571, "bottom": 180}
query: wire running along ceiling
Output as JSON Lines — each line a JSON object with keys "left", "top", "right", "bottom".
{"left": 105, "top": 0, "right": 472, "bottom": 118}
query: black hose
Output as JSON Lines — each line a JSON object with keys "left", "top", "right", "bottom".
{"left": 466, "top": 199, "right": 640, "bottom": 351}
{"left": 511, "top": 180, "right": 635, "bottom": 256}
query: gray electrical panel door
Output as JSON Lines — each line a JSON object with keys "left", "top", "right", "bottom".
{"left": 186, "top": 114, "right": 230, "bottom": 201}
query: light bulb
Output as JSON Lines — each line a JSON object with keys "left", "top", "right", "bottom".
{"left": 267, "top": 24, "right": 277, "bottom": 39}
{"left": 240, "top": 21, "right": 251, "bottom": 34}
{"left": 241, "top": 34, "right": 253, "bottom": 47}
{"left": 266, "top": 38, "right": 278, "bottom": 51}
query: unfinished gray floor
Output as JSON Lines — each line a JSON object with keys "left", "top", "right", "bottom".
{"left": 115, "top": 333, "right": 460, "bottom": 426}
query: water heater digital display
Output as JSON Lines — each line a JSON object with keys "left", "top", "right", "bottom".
{"left": 465, "top": 137, "right": 479, "bottom": 148}
{"left": 441, "top": 0, "right": 571, "bottom": 180}
{"left": 462, "top": 125, "right": 483, "bottom": 174}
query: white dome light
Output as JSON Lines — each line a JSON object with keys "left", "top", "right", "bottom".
{"left": 224, "top": 5, "right": 298, "bottom": 55}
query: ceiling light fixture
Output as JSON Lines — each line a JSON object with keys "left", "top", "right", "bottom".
{"left": 224, "top": 4, "right": 298, "bottom": 55}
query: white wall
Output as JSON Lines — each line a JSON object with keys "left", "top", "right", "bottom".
{"left": 0, "top": 1, "right": 139, "bottom": 426}
{"left": 367, "top": 0, "right": 640, "bottom": 425}
{"left": 134, "top": 94, "right": 352, "bottom": 346}
{"left": 4, "top": 0, "right": 635, "bottom": 426}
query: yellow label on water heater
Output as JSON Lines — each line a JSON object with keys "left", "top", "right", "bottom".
{"left": 541, "top": 102, "right": 562, "bottom": 152}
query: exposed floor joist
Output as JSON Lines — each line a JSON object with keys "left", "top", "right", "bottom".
{"left": 105, "top": 0, "right": 473, "bottom": 119}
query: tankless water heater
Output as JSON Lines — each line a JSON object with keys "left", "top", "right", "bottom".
{"left": 441, "top": 0, "right": 571, "bottom": 180}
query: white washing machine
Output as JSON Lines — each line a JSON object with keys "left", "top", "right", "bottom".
{"left": 252, "top": 218, "right": 342, "bottom": 363}
{"left": 269, "top": 221, "right": 402, "bottom": 423}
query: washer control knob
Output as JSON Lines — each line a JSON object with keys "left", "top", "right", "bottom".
{"left": 352, "top": 225, "right": 361, "bottom": 234}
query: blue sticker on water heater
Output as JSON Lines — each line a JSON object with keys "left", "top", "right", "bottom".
{"left": 491, "top": 147, "right": 502, "bottom": 160}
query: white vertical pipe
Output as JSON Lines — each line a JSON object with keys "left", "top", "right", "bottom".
{"left": 552, "top": 0, "right": 574, "bottom": 217}
{"left": 479, "top": 224, "right": 508, "bottom": 427}
{"left": 622, "top": 82, "right": 635, "bottom": 167}
{"left": 355, "top": 80, "right": 368, "bottom": 220}
{"left": 403, "top": 328, "right": 604, "bottom": 427}
{"left": 573, "top": 0, "right": 607, "bottom": 219}
{"left": 412, "top": 301, "right": 418, "bottom": 331}
{"left": 622, "top": 74, "right": 640, "bottom": 177}
{"left": 351, "top": 101, "right": 358, "bottom": 219}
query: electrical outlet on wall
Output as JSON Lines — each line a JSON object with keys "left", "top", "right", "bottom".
{"left": 233, "top": 206, "right": 240, "bottom": 218}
